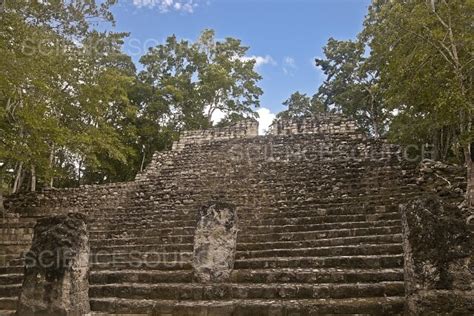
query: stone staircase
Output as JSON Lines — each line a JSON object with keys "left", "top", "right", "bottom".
{"left": 0, "top": 116, "right": 452, "bottom": 315}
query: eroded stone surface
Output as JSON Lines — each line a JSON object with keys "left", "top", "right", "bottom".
{"left": 193, "top": 202, "right": 237, "bottom": 283}
{"left": 17, "top": 213, "right": 90, "bottom": 316}
{"left": 400, "top": 195, "right": 473, "bottom": 314}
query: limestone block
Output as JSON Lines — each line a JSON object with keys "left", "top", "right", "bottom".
{"left": 193, "top": 202, "right": 238, "bottom": 283}
{"left": 17, "top": 213, "right": 90, "bottom": 316}
{"left": 400, "top": 196, "right": 473, "bottom": 314}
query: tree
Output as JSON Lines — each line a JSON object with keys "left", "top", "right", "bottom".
{"left": 315, "top": 38, "right": 390, "bottom": 138}
{"left": 362, "top": 0, "right": 473, "bottom": 201}
{"left": 276, "top": 91, "right": 326, "bottom": 120}
{"left": 0, "top": 0, "right": 137, "bottom": 191}
{"left": 137, "top": 29, "right": 263, "bottom": 168}
{"left": 195, "top": 30, "right": 263, "bottom": 124}
{"left": 139, "top": 29, "right": 263, "bottom": 130}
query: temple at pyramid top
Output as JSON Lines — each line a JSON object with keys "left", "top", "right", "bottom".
{"left": 171, "top": 113, "right": 360, "bottom": 151}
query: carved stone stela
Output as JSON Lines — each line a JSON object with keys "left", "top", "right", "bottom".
{"left": 16, "top": 213, "right": 90, "bottom": 316}
{"left": 193, "top": 202, "right": 238, "bottom": 283}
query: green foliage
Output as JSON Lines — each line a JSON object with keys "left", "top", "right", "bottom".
{"left": 139, "top": 29, "right": 263, "bottom": 130}
{"left": 315, "top": 38, "right": 390, "bottom": 138}
{"left": 135, "top": 29, "right": 264, "bottom": 170}
{"left": 276, "top": 91, "right": 327, "bottom": 120}
{"left": 362, "top": 0, "right": 473, "bottom": 160}
{"left": 0, "top": 0, "right": 137, "bottom": 191}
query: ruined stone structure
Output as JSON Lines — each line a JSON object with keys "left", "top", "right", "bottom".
{"left": 17, "top": 213, "right": 90, "bottom": 316}
{"left": 0, "top": 115, "right": 472, "bottom": 315}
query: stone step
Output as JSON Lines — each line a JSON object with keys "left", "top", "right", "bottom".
{"left": 0, "top": 297, "right": 18, "bottom": 310}
{"left": 0, "top": 285, "right": 20, "bottom": 297}
{"left": 88, "top": 254, "right": 403, "bottom": 271}
{"left": 89, "top": 206, "right": 403, "bottom": 223}
{"left": 0, "top": 266, "right": 23, "bottom": 275}
{"left": 90, "top": 270, "right": 193, "bottom": 285}
{"left": 234, "top": 254, "right": 403, "bottom": 270}
{"left": 88, "top": 220, "right": 197, "bottom": 230}
{"left": 90, "top": 235, "right": 194, "bottom": 246}
{"left": 89, "top": 296, "right": 405, "bottom": 314}
{"left": 89, "top": 244, "right": 402, "bottom": 265}
{"left": 87, "top": 225, "right": 402, "bottom": 247}
{"left": 88, "top": 212, "right": 401, "bottom": 230}
{"left": 127, "top": 193, "right": 419, "bottom": 208}
{"left": 91, "top": 252, "right": 193, "bottom": 264}
{"left": 125, "top": 186, "right": 416, "bottom": 204}
{"left": 89, "top": 209, "right": 401, "bottom": 226}
{"left": 236, "top": 243, "right": 403, "bottom": 259}
{"left": 89, "top": 268, "right": 403, "bottom": 285}
{"left": 241, "top": 220, "right": 402, "bottom": 235}
{"left": 90, "top": 197, "right": 415, "bottom": 218}
{"left": 89, "top": 281, "right": 404, "bottom": 300}
{"left": 91, "top": 261, "right": 192, "bottom": 271}
{"left": 0, "top": 310, "right": 15, "bottom": 316}
{"left": 91, "top": 243, "right": 193, "bottom": 253}
{"left": 238, "top": 225, "right": 402, "bottom": 243}
{"left": 0, "top": 274, "right": 22, "bottom": 285}
{"left": 231, "top": 268, "right": 404, "bottom": 284}
{"left": 89, "top": 234, "right": 402, "bottom": 253}
{"left": 89, "top": 227, "right": 195, "bottom": 238}
{"left": 0, "top": 298, "right": 16, "bottom": 311}
{"left": 88, "top": 220, "right": 401, "bottom": 239}
{"left": 237, "top": 234, "right": 402, "bottom": 251}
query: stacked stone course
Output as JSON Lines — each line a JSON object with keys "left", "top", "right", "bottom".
{"left": 269, "top": 114, "right": 359, "bottom": 136}
{"left": 0, "top": 115, "right": 472, "bottom": 315}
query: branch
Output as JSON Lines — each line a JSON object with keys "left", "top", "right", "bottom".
{"left": 433, "top": 172, "right": 452, "bottom": 188}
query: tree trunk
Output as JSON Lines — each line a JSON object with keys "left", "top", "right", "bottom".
{"left": 48, "top": 144, "right": 55, "bottom": 188}
{"left": 78, "top": 159, "right": 82, "bottom": 186}
{"left": 0, "top": 168, "right": 4, "bottom": 213}
{"left": 466, "top": 143, "right": 474, "bottom": 209}
{"left": 372, "top": 119, "right": 380, "bottom": 139}
{"left": 30, "top": 165, "right": 36, "bottom": 192}
{"left": 140, "top": 151, "right": 146, "bottom": 172}
{"left": 0, "top": 191, "right": 4, "bottom": 215}
{"left": 12, "top": 162, "right": 23, "bottom": 193}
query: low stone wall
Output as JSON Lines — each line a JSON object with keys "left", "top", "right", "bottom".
{"left": 4, "top": 182, "right": 136, "bottom": 214}
{"left": 1, "top": 181, "right": 137, "bottom": 266}
{"left": 172, "top": 119, "right": 259, "bottom": 151}
{"left": 400, "top": 195, "right": 473, "bottom": 314}
{"left": 268, "top": 114, "right": 360, "bottom": 136}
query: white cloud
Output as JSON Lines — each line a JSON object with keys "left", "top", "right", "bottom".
{"left": 210, "top": 108, "right": 226, "bottom": 124}
{"left": 256, "top": 107, "right": 276, "bottom": 135}
{"left": 132, "top": 0, "right": 198, "bottom": 13}
{"left": 240, "top": 55, "right": 276, "bottom": 68}
{"left": 284, "top": 56, "right": 296, "bottom": 68}
{"left": 210, "top": 107, "right": 276, "bottom": 135}
{"left": 283, "top": 56, "right": 297, "bottom": 75}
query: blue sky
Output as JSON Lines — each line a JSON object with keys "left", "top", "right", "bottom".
{"left": 111, "top": 0, "right": 371, "bottom": 132}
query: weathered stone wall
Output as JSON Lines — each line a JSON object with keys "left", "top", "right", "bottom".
{"left": 17, "top": 213, "right": 90, "bottom": 315}
{"left": 268, "top": 114, "right": 359, "bottom": 136}
{"left": 172, "top": 119, "right": 258, "bottom": 151}
{"left": 400, "top": 159, "right": 473, "bottom": 314}
{"left": 4, "top": 182, "right": 136, "bottom": 214}
{"left": 400, "top": 197, "right": 473, "bottom": 314}
{"left": 1, "top": 182, "right": 136, "bottom": 266}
